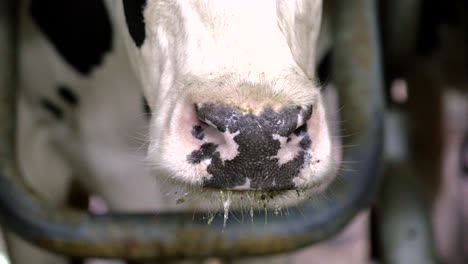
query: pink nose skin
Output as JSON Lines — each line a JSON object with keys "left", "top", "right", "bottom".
{"left": 185, "top": 103, "right": 314, "bottom": 191}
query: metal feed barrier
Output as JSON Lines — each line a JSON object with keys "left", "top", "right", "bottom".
{"left": 0, "top": 0, "right": 385, "bottom": 261}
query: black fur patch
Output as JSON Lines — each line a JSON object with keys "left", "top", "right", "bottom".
{"left": 188, "top": 104, "right": 313, "bottom": 190}
{"left": 122, "top": 0, "right": 147, "bottom": 48}
{"left": 57, "top": 85, "right": 79, "bottom": 106}
{"left": 40, "top": 98, "right": 63, "bottom": 120}
{"left": 30, "top": 0, "right": 113, "bottom": 75}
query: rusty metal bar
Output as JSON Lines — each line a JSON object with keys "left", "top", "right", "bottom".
{"left": 0, "top": 0, "right": 384, "bottom": 260}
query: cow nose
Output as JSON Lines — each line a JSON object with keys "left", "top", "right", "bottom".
{"left": 195, "top": 103, "right": 311, "bottom": 137}
{"left": 189, "top": 103, "right": 314, "bottom": 191}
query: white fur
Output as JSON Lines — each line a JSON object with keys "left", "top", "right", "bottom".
{"left": 113, "top": 0, "right": 336, "bottom": 199}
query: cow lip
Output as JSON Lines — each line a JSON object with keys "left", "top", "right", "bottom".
{"left": 202, "top": 187, "right": 292, "bottom": 194}
{"left": 164, "top": 177, "right": 320, "bottom": 209}
{"left": 197, "top": 186, "right": 314, "bottom": 200}
{"left": 165, "top": 175, "right": 311, "bottom": 193}
{"left": 195, "top": 186, "right": 315, "bottom": 208}
{"left": 197, "top": 187, "right": 293, "bottom": 200}
{"left": 166, "top": 175, "right": 304, "bottom": 193}
{"left": 202, "top": 177, "right": 300, "bottom": 192}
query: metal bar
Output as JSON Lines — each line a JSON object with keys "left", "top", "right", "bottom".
{"left": 376, "top": 111, "right": 438, "bottom": 264}
{"left": 381, "top": 0, "right": 422, "bottom": 73}
{"left": 0, "top": 0, "right": 384, "bottom": 260}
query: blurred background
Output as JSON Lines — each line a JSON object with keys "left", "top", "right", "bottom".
{"left": 0, "top": 0, "right": 467, "bottom": 263}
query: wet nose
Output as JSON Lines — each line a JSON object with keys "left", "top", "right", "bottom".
{"left": 189, "top": 103, "right": 314, "bottom": 190}
{"left": 195, "top": 103, "right": 312, "bottom": 137}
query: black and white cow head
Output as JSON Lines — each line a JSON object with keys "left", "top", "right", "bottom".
{"left": 115, "top": 0, "right": 336, "bottom": 203}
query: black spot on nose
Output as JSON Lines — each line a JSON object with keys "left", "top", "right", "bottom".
{"left": 191, "top": 125, "right": 205, "bottom": 140}
{"left": 30, "top": 0, "right": 113, "bottom": 75}
{"left": 57, "top": 85, "right": 79, "bottom": 106}
{"left": 122, "top": 0, "right": 147, "bottom": 48}
{"left": 188, "top": 143, "right": 218, "bottom": 164}
{"left": 299, "top": 129, "right": 312, "bottom": 149}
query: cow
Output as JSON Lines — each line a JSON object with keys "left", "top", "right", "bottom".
{"left": 6, "top": 0, "right": 340, "bottom": 263}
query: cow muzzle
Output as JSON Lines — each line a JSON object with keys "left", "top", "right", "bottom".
{"left": 186, "top": 103, "right": 314, "bottom": 191}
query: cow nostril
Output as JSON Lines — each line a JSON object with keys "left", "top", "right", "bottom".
{"left": 290, "top": 106, "right": 312, "bottom": 136}
{"left": 197, "top": 117, "right": 219, "bottom": 131}
{"left": 194, "top": 103, "right": 228, "bottom": 132}
{"left": 284, "top": 123, "right": 307, "bottom": 142}
{"left": 197, "top": 118, "right": 209, "bottom": 126}
{"left": 194, "top": 105, "right": 210, "bottom": 126}
{"left": 293, "top": 123, "right": 308, "bottom": 136}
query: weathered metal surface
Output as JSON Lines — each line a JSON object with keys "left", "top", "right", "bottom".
{"left": 376, "top": 111, "right": 438, "bottom": 264}
{"left": 0, "top": 0, "right": 384, "bottom": 260}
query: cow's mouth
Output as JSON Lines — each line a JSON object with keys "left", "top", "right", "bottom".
{"left": 164, "top": 176, "right": 325, "bottom": 210}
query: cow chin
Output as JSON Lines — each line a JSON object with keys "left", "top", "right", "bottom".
{"left": 146, "top": 81, "right": 337, "bottom": 208}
